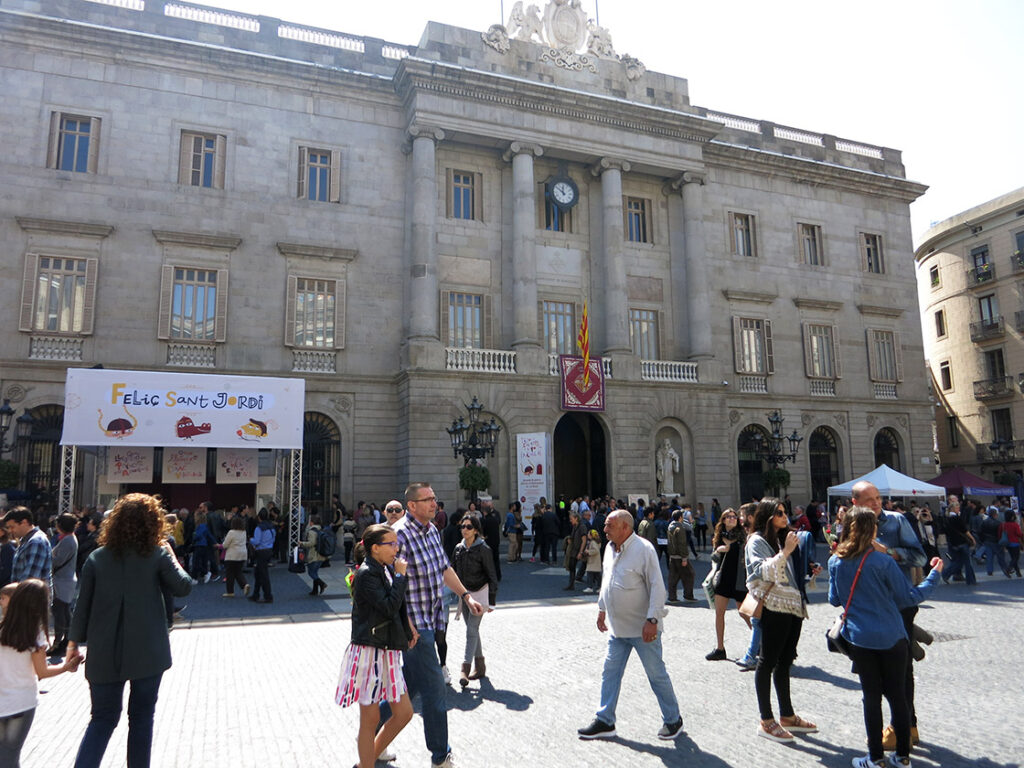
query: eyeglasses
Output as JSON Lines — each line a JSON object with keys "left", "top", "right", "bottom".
{"left": 460, "top": 523, "right": 475, "bottom": 529}
{"left": 377, "top": 541, "right": 399, "bottom": 548}
{"left": 386, "top": 508, "right": 402, "bottom": 513}
{"left": 774, "top": 509, "right": 788, "bottom": 517}
{"left": 410, "top": 496, "right": 436, "bottom": 504}
{"left": 722, "top": 514, "right": 737, "bottom": 520}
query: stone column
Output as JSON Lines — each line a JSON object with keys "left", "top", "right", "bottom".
{"left": 591, "top": 157, "right": 632, "bottom": 356}
{"left": 405, "top": 125, "right": 444, "bottom": 364}
{"left": 502, "top": 142, "right": 545, "bottom": 373}
{"left": 679, "top": 171, "right": 713, "bottom": 359}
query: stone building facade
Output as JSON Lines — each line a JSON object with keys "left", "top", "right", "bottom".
{"left": 916, "top": 187, "right": 1024, "bottom": 482}
{"left": 0, "top": 0, "right": 932, "bottom": 514}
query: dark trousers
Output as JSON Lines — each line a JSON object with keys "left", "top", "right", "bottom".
{"left": 899, "top": 606, "right": 918, "bottom": 726}
{"left": 74, "top": 673, "right": 163, "bottom": 768}
{"left": 667, "top": 558, "right": 695, "bottom": 600}
{"left": 532, "top": 532, "right": 543, "bottom": 559}
{"left": 755, "top": 607, "right": 803, "bottom": 720}
{"left": 191, "top": 545, "right": 213, "bottom": 579}
{"left": 545, "top": 537, "right": 558, "bottom": 564}
{"left": 849, "top": 640, "right": 911, "bottom": 760}
{"left": 343, "top": 539, "right": 354, "bottom": 563}
{"left": 0, "top": 706, "right": 35, "bottom": 767}
{"left": 252, "top": 549, "right": 273, "bottom": 599}
{"left": 52, "top": 597, "right": 72, "bottom": 647}
{"left": 224, "top": 560, "right": 247, "bottom": 594}
{"left": 1008, "top": 543, "right": 1021, "bottom": 574}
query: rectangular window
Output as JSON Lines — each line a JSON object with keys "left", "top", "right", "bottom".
{"left": 803, "top": 323, "right": 839, "bottom": 379}
{"left": 730, "top": 212, "right": 756, "bottom": 257}
{"left": 866, "top": 329, "right": 901, "bottom": 382}
{"left": 985, "top": 348, "right": 1006, "bottom": 381}
{"left": 170, "top": 268, "right": 218, "bottom": 340}
{"left": 979, "top": 294, "right": 998, "bottom": 325}
{"left": 798, "top": 223, "right": 823, "bottom": 266}
{"left": 939, "top": 360, "right": 952, "bottom": 391}
{"left": 992, "top": 407, "right": 1013, "bottom": 442}
{"left": 27, "top": 256, "right": 95, "bottom": 333}
{"left": 297, "top": 147, "right": 341, "bottom": 202}
{"left": 625, "top": 197, "right": 650, "bottom": 243}
{"left": 179, "top": 132, "right": 225, "bottom": 189}
{"left": 544, "top": 199, "right": 573, "bottom": 233}
{"left": 293, "top": 278, "right": 336, "bottom": 348}
{"left": 971, "top": 244, "right": 990, "bottom": 269}
{"left": 947, "top": 414, "right": 959, "bottom": 448}
{"left": 733, "top": 317, "right": 774, "bottom": 374}
{"left": 929, "top": 265, "right": 940, "bottom": 288}
{"left": 447, "top": 292, "right": 483, "bottom": 348}
{"left": 862, "top": 233, "right": 885, "bottom": 274}
{"left": 452, "top": 171, "right": 475, "bottom": 220}
{"left": 629, "top": 308, "right": 659, "bottom": 359}
{"left": 542, "top": 300, "right": 575, "bottom": 355}
{"left": 934, "top": 309, "right": 946, "bottom": 338}
{"left": 47, "top": 113, "right": 100, "bottom": 173}
{"left": 1016, "top": 231, "right": 1024, "bottom": 255}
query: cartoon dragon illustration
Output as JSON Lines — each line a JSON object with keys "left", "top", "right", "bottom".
{"left": 176, "top": 416, "right": 212, "bottom": 439}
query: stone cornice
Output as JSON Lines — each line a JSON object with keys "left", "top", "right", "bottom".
{"left": 793, "top": 298, "right": 843, "bottom": 312}
{"left": 705, "top": 141, "right": 928, "bottom": 204}
{"left": 394, "top": 57, "right": 722, "bottom": 146}
{"left": 590, "top": 157, "right": 631, "bottom": 177}
{"left": 17, "top": 217, "right": 113, "bottom": 238}
{"left": 277, "top": 242, "right": 358, "bottom": 262}
{"left": 502, "top": 141, "right": 544, "bottom": 162}
{"left": 153, "top": 230, "right": 242, "bottom": 250}
{"left": 723, "top": 289, "right": 777, "bottom": 304}
{"left": 857, "top": 303, "right": 904, "bottom": 318}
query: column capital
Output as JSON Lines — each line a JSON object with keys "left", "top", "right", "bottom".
{"left": 402, "top": 124, "right": 446, "bottom": 154}
{"left": 502, "top": 141, "right": 544, "bottom": 162}
{"left": 589, "top": 157, "right": 631, "bottom": 177}
{"left": 670, "top": 170, "right": 706, "bottom": 191}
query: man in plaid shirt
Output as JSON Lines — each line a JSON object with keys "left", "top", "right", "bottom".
{"left": 390, "top": 482, "right": 483, "bottom": 768}
{"left": 4, "top": 507, "right": 53, "bottom": 589}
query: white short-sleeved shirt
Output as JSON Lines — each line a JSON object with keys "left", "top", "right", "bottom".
{"left": 0, "top": 631, "right": 45, "bottom": 717}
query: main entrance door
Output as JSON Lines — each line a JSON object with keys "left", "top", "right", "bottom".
{"left": 553, "top": 413, "right": 607, "bottom": 501}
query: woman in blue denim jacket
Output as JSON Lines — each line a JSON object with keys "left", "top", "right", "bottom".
{"left": 828, "top": 506, "right": 943, "bottom": 768}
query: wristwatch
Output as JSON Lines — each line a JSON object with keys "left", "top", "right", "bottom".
{"left": 461, "top": 592, "right": 470, "bottom": 602}
{"left": 646, "top": 618, "right": 658, "bottom": 625}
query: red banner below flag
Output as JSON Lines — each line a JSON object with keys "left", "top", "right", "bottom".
{"left": 559, "top": 354, "right": 605, "bottom": 412}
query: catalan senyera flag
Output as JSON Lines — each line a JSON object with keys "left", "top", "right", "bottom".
{"left": 576, "top": 301, "right": 590, "bottom": 389}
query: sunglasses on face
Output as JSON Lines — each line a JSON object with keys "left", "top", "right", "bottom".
{"left": 460, "top": 524, "right": 475, "bottom": 529}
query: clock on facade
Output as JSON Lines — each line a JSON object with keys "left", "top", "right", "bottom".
{"left": 546, "top": 175, "right": 579, "bottom": 211}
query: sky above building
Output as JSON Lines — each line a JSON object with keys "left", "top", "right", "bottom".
{"left": 206, "top": 0, "right": 1022, "bottom": 245}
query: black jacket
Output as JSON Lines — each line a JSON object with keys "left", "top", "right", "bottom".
{"left": 350, "top": 557, "right": 413, "bottom": 650}
{"left": 452, "top": 538, "right": 498, "bottom": 606}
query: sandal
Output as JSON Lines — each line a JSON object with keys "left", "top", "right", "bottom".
{"left": 779, "top": 715, "right": 818, "bottom": 733}
{"left": 758, "top": 720, "right": 794, "bottom": 743}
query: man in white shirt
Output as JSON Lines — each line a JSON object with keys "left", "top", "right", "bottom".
{"left": 577, "top": 510, "right": 683, "bottom": 742}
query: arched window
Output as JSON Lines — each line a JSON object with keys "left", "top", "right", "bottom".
{"left": 22, "top": 404, "right": 65, "bottom": 514}
{"left": 873, "top": 427, "right": 901, "bottom": 472}
{"left": 809, "top": 426, "right": 840, "bottom": 501}
{"left": 737, "top": 424, "right": 769, "bottom": 503}
{"left": 303, "top": 412, "right": 341, "bottom": 516}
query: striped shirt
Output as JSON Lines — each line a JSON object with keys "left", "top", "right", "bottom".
{"left": 392, "top": 512, "right": 449, "bottom": 632}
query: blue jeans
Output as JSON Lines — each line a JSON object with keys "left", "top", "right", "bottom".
{"left": 0, "top": 707, "right": 35, "bottom": 768}
{"left": 462, "top": 608, "right": 484, "bottom": 664}
{"left": 307, "top": 560, "right": 321, "bottom": 582}
{"left": 383, "top": 628, "right": 450, "bottom": 764}
{"left": 945, "top": 543, "right": 976, "bottom": 585}
{"left": 74, "top": 673, "right": 163, "bottom": 768}
{"left": 742, "top": 616, "right": 762, "bottom": 663}
{"left": 977, "top": 541, "right": 1008, "bottom": 575}
{"left": 596, "top": 634, "right": 680, "bottom": 726}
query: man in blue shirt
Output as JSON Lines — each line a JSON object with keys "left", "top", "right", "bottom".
{"left": 4, "top": 507, "right": 52, "bottom": 590}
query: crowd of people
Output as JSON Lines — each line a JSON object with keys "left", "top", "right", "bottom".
{"left": 1, "top": 483, "right": 1021, "bottom": 768}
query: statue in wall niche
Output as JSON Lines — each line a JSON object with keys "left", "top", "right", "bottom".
{"left": 508, "top": 2, "right": 544, "bottom": 43}
{"left": 656, "top": 438, "right": 680, "bottom": 496}
{"left": 585, "top": 19, "right": 616, "bottom": 59}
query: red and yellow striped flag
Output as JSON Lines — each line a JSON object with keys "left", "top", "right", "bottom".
{"left": 577, "top": 301, "right": 590, "bottom": 389}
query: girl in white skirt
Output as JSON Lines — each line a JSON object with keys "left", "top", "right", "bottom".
{"left": 336, "top": 524, "right": 416, "bottom": 768}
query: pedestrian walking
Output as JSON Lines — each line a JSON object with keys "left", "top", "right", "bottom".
{"left": 1001, "top": 510, "right": 1022, "bottom": 576}
{"left": 248, "top": 509, "right": 276, "bottom": 604}
{"left": 336, "top": 524, "right": 415, "bottom": 768}
{"left": 706, "top": 507, "right": 750, "bottom": 662}
{"left": 451, "top": 512, "right": 497, "bottom": 687}
{"left": 978, "top": 506, "right": 1011, "bottom": 577}
{"left": 303, "top": 514, "right": 328, "bottom": 596}
{"left": 3, "top": 507, "right": 52, "bottom": 588}
{"left": 941, "top": 501, "right": 975, "bottom": 585}
{"left": 68, "top": 493, "right": 193, "bottom": 768}
{"left": 665, "top": 510, "right": 695, "bottom": 602}
{"left": 221, "top": 516, "right": 249, "bottom": 597}
{"left": 577, "top": 510, "right": 683, "bottom": 742}
{"left": 582, "top": 530, "right": 602, "bottom": 593}
{"left": 48, "top": 513, "right": 78, "bottom": 658}
{"left": 389, "top": 483, "right": 483, "bottom": 768}
{"left": 745, "top": 497, "right": 817, "bottom": 743}
{"left": 828, "top": 506, "right": 943, "bottom": 768}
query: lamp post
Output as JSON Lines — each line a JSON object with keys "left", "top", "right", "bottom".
{"left": 0, "top": 399, "right": 34, "bottom": 456}
{"left": 988, "top": 438, "right": 1015, "bottom": 477}
{"left": 446, "top": 396, "right": 501, "bottom": 464}
{"left": 749, "top": 411, "right": 803, "bottom": 497}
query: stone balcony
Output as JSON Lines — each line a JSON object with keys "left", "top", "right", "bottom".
{"left": 738, "top": 375, "right": 768, "bottom": 394}
{"left": 809, "top": 379, "right": 836, "bottom": 397}
{"left": 966, "top": 264, "right": 995, "bottom": 287}
{"left": 446, "top": 347, "right": 516, "bottom": 374}
{"left": 292, "top": 349, "right": 336, "bottom": 373}
{"left": 29, "top": 335, "right": 84, "bottom": 361}
{"left": 873, "top": 382, "right": 898, "bottom": 400}
{"left": 974, "top": 376, "right": 1014, "bottom": 401}
{"left": 970, "top": 317, "right": 1004, "bottom": 342}
{"left": 166, "top": 342, "right": 216, "bottom": 368}
{"left": 640, "top": 360, "right": 698, "bottom": 383}
{"left": 547, "top": 354, "right": 613, "bottom": 379}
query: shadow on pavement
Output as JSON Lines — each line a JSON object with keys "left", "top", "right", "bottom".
{"left": 446, "top": 678, "right": 533, "bottom": 712}
{"left": 791, "top": 662, "right": 861, "bottom": 691}
{"left": 608, "top": 732, "right": 728, "bottom": 768}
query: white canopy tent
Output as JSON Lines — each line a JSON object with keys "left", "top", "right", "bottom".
{"left": 827, "top": 464, "right": 947, "bottom": 500}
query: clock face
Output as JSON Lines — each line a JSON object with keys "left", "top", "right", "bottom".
{"left": 549, "top": 178, "right": 578, "bottom": 210}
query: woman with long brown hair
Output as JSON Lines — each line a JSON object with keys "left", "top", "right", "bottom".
{"left": 68, "top": 493, "right": 192, "bottom": 768}
{"left": 744, "top": 497, "right": 816, "bottom": 743}
{"left": 705, "top": 507, "right": 750, "bottom": 662}
{"left": 829, "top": 506, "right": 943, "bottom": 768}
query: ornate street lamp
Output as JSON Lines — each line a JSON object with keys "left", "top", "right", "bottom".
{"left": 0, "top": 399, "right": 34, "bottom": 456}
{"left": 446, "top": 396, "right": 501, "bottom": 464}
{"left": 989, "top": 438, "right": 1015, "bottom": 474}
{"left": 749, "top": 410, "right": 803, "bottom": 468}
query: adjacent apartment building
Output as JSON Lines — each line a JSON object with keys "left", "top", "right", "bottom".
{"left": 0, "top": 0, "right": 932, "bottom": 514}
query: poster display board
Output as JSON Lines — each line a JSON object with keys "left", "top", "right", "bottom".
{"left": 216, "top": 448, "right": 258, "bottom": 484}
{"left": 61, "top": 368, "right": 304, "bottom": 449}
{"left": 161, "top": 447, "right": 207, "bottom": 484}
{"left": 106, "top": 446, "right": 154, "bottom": 483}
{"left": 516, "top": 432, "right": 551, "bottom": 534}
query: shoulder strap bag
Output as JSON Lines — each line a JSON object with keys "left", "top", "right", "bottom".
{"left": 826, "top": 549, "right": 871, "bottom": 657}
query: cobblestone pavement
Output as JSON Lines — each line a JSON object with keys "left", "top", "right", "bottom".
{"left": 24, "top": 549, "right": 1023, "bottom": 768}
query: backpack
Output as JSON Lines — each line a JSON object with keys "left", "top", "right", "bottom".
{"left": 316, "top": 527, "right": 337, "bottom": 557}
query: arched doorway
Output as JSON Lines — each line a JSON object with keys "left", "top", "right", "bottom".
{"left": 303, "top": 412, "right": 341, "bottom": 517}
{"left": 737, "top": 424, "right": 769, "bottom": 503}
{"left": 553, "top": 413, "right": 607, "bottom": 501}
{"left": 21, "top": 404, "right": 65, "bottom": 514}
{"left": 809, "top": 426, "right": 840, "bottom": 502}
{"left": 874, "top": 427, "right": 901, "bottom": 471}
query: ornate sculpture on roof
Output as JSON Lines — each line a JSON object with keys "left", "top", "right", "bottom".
{"left": 483, "top": 0, "right": 644, "bottom": 80}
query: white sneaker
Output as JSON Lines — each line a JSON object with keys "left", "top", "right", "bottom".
{"left": 378, "top": 747, "right": 396, "bottom": 762}
{"left": 432, "top": 752, "right": 454, "bottom": 768}
{"left": 851, "top": 756, "right": 885, "bottom": 768}
{"left": 441, "top": 666, "right": 451, "bottom": 686}
{"left": 582, "top": 587, "right": 594, "bottom": 594}
{"left": 203, "top": 573, "right": 211, "bottom": 584}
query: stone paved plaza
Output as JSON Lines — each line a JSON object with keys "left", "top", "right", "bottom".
{"left": 23, "top": 556, "right": 1023, "bottom": 768}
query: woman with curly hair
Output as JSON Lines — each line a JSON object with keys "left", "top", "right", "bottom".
{"left": 705, "top": 506, "right": 751, "bottom": 662}
{"left": 68, "top": 493, "right": 192, "bottom": 768}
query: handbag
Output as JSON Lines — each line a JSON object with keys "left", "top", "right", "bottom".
{"left": 701, "top": 566, "right": 717, "bottom": 606}
{"left": 998, "top": 529, "right": 1009, "bottom": 547}
{"left": 826, "top": 549, "right": 871, "bottom": 657}
{"left": 738, "top": 583, "right": 774, "bottom": 620}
